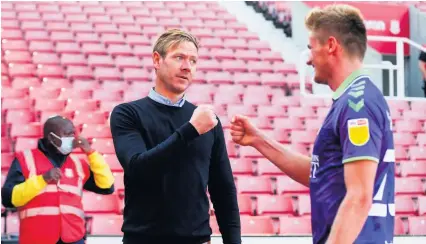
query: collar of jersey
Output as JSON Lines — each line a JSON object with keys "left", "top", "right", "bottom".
{"left": 148, "top": 88, "right": 186, "bottom": 107}
{"left": 332, "top": 68, "right": 368, "bottom": 100}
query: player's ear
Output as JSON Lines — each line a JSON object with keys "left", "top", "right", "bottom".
{"left": 153, "top": 51, "right": 162, "bottom": 70}
{"left": 327, "top": 36, "right": 338, "bottom": 54}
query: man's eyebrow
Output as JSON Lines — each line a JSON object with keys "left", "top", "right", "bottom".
{"left": 172, "top": 52, "right": 198, "bottom": 59}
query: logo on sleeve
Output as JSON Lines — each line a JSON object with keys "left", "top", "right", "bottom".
{"left": 348, "top": 118, "right": 370, "bottom": 146}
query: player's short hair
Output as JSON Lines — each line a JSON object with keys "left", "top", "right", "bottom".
{"left": 153, "top": 29, "right": 199, "bottom": 58}
{"left": 305, "top": 4, "right": 367, "bottom": 60}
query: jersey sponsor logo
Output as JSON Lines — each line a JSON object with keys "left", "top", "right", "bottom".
{"left": 348, "top": 118, "right": 370, "bottom": 146}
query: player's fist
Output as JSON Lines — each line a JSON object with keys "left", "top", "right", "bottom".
{"left": 42, "top": 168, "right": 62, "bottom": 184}
{"left": 230, "top": 114, "right": 260, "bottom": 146}
{"left": 190, "top": 105, "right": 218, "bottom": 135}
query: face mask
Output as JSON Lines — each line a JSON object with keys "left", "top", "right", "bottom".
{"left": 50, "top": 132, "right": 74, "bottom": 155}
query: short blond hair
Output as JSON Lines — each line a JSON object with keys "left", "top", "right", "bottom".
{"left": 153, "top": 29, "right": 199, "bottom": 58}
{"left": 305, "top": 4, "right": 367, "bottom": 60}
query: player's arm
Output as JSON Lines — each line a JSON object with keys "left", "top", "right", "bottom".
{"left": 109, "top": 104, "right": 199, "bottom": 181}
{"left": 231, "top": 115, "right": 311, "bottom": 187}
{"left": 208, "top": 119, "right": 241, "bottom": 244}
{"left": 326, "top": 159, "right": 377, "bottom": 244}
{"left": 327, "top": 97, "right": 384, "bottom": 244}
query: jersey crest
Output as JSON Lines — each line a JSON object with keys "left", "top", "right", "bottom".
{"left": 348, "top": 118, "right": 370, "bottom": 146}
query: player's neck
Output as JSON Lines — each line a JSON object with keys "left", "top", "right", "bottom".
{"left": 154, "top": 79, "right": 184, "bottom": 103}
{"left": 329, "top": 59, "right": 363, "bottom": 91}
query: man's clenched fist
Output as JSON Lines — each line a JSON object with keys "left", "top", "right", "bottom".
{"left": 190, "top": 105, "right": 218, "bottom": 135}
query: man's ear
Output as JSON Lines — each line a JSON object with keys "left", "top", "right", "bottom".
{"left": 153, "top": 51, "right": 162, "bottom": 71}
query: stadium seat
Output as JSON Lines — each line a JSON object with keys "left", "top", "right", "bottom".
{"left": 1, "top": 87, "right": 29, "bottom": 99}
{"left": 90, "top": 214, "right": 123, "bottom": 235}
{"left": 297, "top": 195, "right": 311, "bottom": 216}
{"left": 91, "top": 138, "right": 115, "bottom": 154}
{"left": 395, "top": 177, "right": 424, "bottom": 195}
{"left": 236, "top": 176, "right": 273, "bottom": 195}
{"left": 36, "top": 64, "right": 65, "bottom": 78}
{"left": 65, "top": 99, "right": 99, "bottom": 112}
{"left": 103, "top": 154, "right": 123, "bottom": 172}
{"left": 257, "top": 195, "right": 294, "bottom": 216}
{"left": 257, "top": 159, "right": 284, "bottom": 176}
{"left": 276, "top": 176, "right": 309, "bottom": 195}
{"left": 14, "top": 137, "right": 39, "bottom": 151}
{"left": 408, "top": 147, "right": 426, "bottom": 161}
{"left": 5, "top": 109, "right": 35, "bottom": 124}
{"left": 34, "top": 98, "right": 66, "bottom": 112}
{"left": 115, "top": 56, "right": 142, "bottom": 69}
{"left": 80, "top": 124, "right": 112, "bottom": 139}
{"left": 410, "top": 100, "right": 426, "bottom": 114}
{"left": 240, "top": 216, "right": 275, "bottom": 235}
{"left": 418, "top": 196, "right": 426, "bottom": 216}
{"left": 239, "top": 146, "right": 264, "bottom": 158}
{"left": 230, "top": 158, "right": 254, "bottom": 175}
{"left": 45, "top": 22, "right": 68, "bottom": 32}
{"left": 94, "top": 67, "right": 122, "bottom": 81}
{"left": 1, "top": 152, "right": 15, "bottom": 171}
{"left": 1, "top": 137, "right": 12, "bottom": 153}
{"left": 395, "top": 195, "right": 417, "bottom": 216}
{"left": 395, "top": 120, "right": 423, "bottom": 134}
{"left": 122, "top": 68, "right": 151, "bottom": 82}
{"left": 112, "top": 172, "right": 124, "bottom": 195}
{"left": 82, "top": 191, "right": 120, "bottom": 214}
{"left": 66, "top": 66, "right": 94, "bottom": 80}
{"left": 394, "top": 216, "right": 405, "bottom": 235}
{"left": 39, "top": 111, "right": 74, "bottom": 124}
{"left": 9, "top": 64, "right": 36, "bottom": 77}
{"left": 108, "top": 44, "right": 133, "bottom": 57}
{"left": 236, "top": 194, "right": 253, "bottom": 215}
{"left": 88, "top": 55, "right": 115, "bottom": 68}
{"left": 2, "top": 98, "right": 33, "bottom": 111}
{"left": 29, "top": 41, "right": 54, "bottom": 53}
{"left": 4, "top": 213, "right": 20, "bottom": 234}
{"left": 400, "top": 161, "right": 426, "bottom": 177}
{"left": 10, "top": 124, "right": 42, "bottom": 138}
{"left": 56, "top": 42, "right": 81, "bottom": 54}
{"left": 279, "top": 216, "right": 312, "bottom": 235}
{"left": 393, "top": 133, "right": 416, "bottom": 147}
{"left": 32, "top": 53, "right": 60, "bottom": 65}
{"left": 408, "top": 216, "right": 426, "bottom": 235}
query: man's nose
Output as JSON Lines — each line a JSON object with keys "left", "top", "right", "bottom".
{"left": 181, "top": 59, "right": 191, "bottom": 71}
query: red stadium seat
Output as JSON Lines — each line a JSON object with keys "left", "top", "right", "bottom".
{"left": 65, "top": 99, "right": 99, "bottom": 112}
{"left": 291, "top": 130, "right": 317, "bottom": 144}
{"left": 261, "top": 73, "right": 287, "bottom": 86}
{"left": 6, "top": 109, "right": 35, "bottom": 124}
{"left": 234, "top": 72, "right": 260, "bottom": 85}
{"left": 122, "top": 68, "right": 151, "bottom": 82}
{"left": 61, "top": 54, "right": 87, "bottom": 66}
{"left": 416, "top": 133, "right": 426, "bottom": 147}
{"left": 73, "top": 111, "right": 107, "bottom": 126}
{"left": 236, "top": 194, "right": 253, "bottom": 215}
{"left": 34, "top": 98, "right": 66, "bottom": 112}
{"left": 244, "top": 92, "right": 270, "bottom": 106}
{"left": 262, "top": 51, "right": 284, "bottom": 62}
{"left": 4, "top": 51, "right": 32, "bottom": 64}
{"left": 25, "top": 31, "right": 50, "bottom": 42}
{"left": 297, "top": 195, "right": 311, "bottom": 216}
{"left": 230, "top": 158, "right": 254, "bottom": 176}
{"left": 1, "top": 29, "right": 23, "bottom": 40}
{"left": 276, "top": 176, "right": 309, "bottom": 195}
{"left": 89, "top": 15, "right": 110, "bottom": 25}
{"left": 81, "top": 43, "right": 108, "bottom": 56}
{"left": 395, "top": 177, "right": 424, "bottom": 195}
{"left": 257, "top": 159, "right": 284, "bottom": 176}
{"left": 90, "top": 214, "right": 123, "bottom": 235}
{"left": 395, "top": 195, "right": 416, "bottom": 216}
{"left": 1, "top": 152, "right": 14, "bottom": 171}
{"left": 236, "top": 176, "right": 273, "bottom": 195}
{"left": 418, "top": 196, "right": 426, "bottom": 216}
{"left": 1, "top": 87, "right": 29, "bottom": 99}
{"left": 43, "top": 14, "right": 65, "bottom": 23}
{"left": 112, "top": 172, "right": 124, "bottom": 194}
{"left": 82, "top": 192, "right": 120, "bottom": 214}
{"left": 400, "top": 160, "right": 426, "bottom": 177}
{"left": 410, "top": 100, "right": 426, "bottom": 114}
{"left": 91, "top": 138, "right": 115, "bottom": 154}
{"left": 409, "top": 147, "right": 426, "bottom": 161}
{"left": 257, "top": 195, "right": 294, "bottom": 216}
{"left": 234, "top": 50, "right": 261, "bottom": 61}
{"left": 29, "top": 41, "right": 54, "bottom": 53}
{"left": 1, "top": 40, "right": 28, "bottom": 51}
{"left": 108, "top": 44, "right": 133, "bottom": 57}
{"left": 103, "top": 154, "right": 123, "bottom": 172}
{"left": 39, "top": 111, "right": 74, "bottom": 124}
{"left": 4, "top": 213, "right": 20, "bottom": 234}
{"left": 114, "top": 56, "right": 142, "bottom": 69}
{"left": 1, "top": 20, "right": 20, "bottom": 30}
{"left": 408, "top": 217, "right": 426, "bottom": 235}
{"left": 1, "top": 137, "right": 12, "bottom": 153}
{"left": 66, "top": 66, "right": 94, "bottom": 80}
{"left": 394, "top": 216, "right": 405, "bottom": 235}
{"left": 239, "top": 146, "right": 264, "bottom": 158}
{"left": 36, "top": 65, "right": 65, "bottom": 78}
{"left": 75, "top": 33, "right": 101, "bottom": 44}
{"left": 197, "top": 60, "right": 222, "bottom": 72}
{"left": 32, "top": 53, "right": 60, "bottom": 65}
{"left": 279, "top": 216, "right": 312, "bottom": 235}
{"left": 248, "top": 61, "right": 274, "bottom": 73}
{"left": 94, "top": 67, "right": 122, "bottom": 81}
{"left": 223, "top": 39, "right": 247, "bottom": 50}
{"left": 211, "top": 48, "right": 236, "bottom": 61}
{"left": 394, "top": 133, "right": 416, "bottom": 147}
{"left": 80, "top": 124, "right": 112, "bottom": 139}
{"left": 10, "top": 124, "right": 42, "bottom": 138}
{"left": 8, "top": 64, "right": 36, "bottom": 78}
{"left": 56, "top": 42, "right": 81, "bottom": 54}
{"left": 2, "top": 98, "right": 33, "bottom": 111}
{"left": 240, "top": 216, "right": 274, "bottom": 235}
{"left": 395, "top": 120, "right": 423, "bottom": 133}
{"left": 125, "top": 35, "right": 151, "bottom": 46}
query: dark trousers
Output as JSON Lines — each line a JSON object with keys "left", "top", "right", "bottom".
{"left": 57, "top": 239, "right": 84, "bottom": 244}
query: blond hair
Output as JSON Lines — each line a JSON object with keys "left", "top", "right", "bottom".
{"left": 305, "top": 4, "right": 367, "bottom": 60}
{"left": 153, "top": 29, "right": 199, "bottom": 58}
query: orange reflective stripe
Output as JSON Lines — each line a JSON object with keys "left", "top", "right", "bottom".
{"left": 23, "top": 150, "right": 36, "bottom": 178}
{"left": 19, "top": 205, "right": 85, "bottom": 220}
{"left": 57, "top": 184, "right": 82, "bottom": 196}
